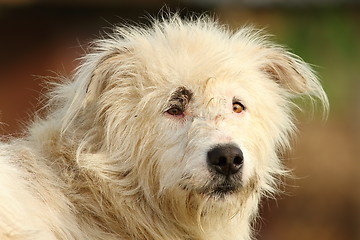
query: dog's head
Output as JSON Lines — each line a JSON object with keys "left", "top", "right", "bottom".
{"left": 59, "top": 16, "right": 328, "bottom": 207}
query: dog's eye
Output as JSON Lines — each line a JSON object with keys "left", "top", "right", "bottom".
{"left": 232, "top": 102, "right": 245, "bottom": 113}
{"left": 166, "top": 107, "right": 184, "bottom": 116}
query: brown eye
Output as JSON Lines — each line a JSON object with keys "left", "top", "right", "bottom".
{"left": 167, "top": 107, "right": 184, "bottom": 116}
{"left": 233, "top": 102, "right": 245, "bottom": 113}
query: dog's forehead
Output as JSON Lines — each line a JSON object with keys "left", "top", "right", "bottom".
{"left": 133, "top": 27, "right": 258, "bottom": 79}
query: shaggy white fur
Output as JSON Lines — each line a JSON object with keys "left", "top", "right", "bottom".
{"left": 0, "top": 14, "right": 328, "bottom": 240}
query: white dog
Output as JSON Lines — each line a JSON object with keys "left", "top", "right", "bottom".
{"left": 0, "top": 14, "right": 328, "bottom": 240}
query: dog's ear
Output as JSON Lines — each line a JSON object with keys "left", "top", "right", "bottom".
{"left": 261, "top": 48, "right": 318, "bottom": 94}
{"left": 260, "top": 47, "right": 329, "bottom": 115}
{"left": 59, "top": 47, "right": 131, "bottom": 132}
{"left": 85, "top": 48, "right": 129, "bottom": 105}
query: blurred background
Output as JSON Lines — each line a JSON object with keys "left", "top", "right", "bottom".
{"left": 0, "top": 0, "right": 359, "bottom": 239}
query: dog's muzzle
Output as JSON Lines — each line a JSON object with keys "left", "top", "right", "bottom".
{"left": 204, "top": 144, "right": 244, "bottom": 196}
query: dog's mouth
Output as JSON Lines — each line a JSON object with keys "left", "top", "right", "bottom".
{"left": 179, "top": 173, "right": 243, "bottom": 198}
{"left": 195, "top": 177, "right": 243, "bottom": 198}
{"left": 206, "top": 180, "right": 241, "bottom": 197}
{"left": 211, "top": 182, "right": 238, "bottom": 195}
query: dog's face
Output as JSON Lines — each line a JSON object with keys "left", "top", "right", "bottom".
{"left": 142, "top": 50, "right": 292, "bottom": 200}
{"left": 78, "top": 19, "right": 327, "bottom": 204}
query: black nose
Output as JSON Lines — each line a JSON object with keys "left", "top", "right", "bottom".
{"left": 207, "top": 144, "right": 243, "bottom": 177}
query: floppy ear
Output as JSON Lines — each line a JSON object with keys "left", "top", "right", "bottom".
{"left": 260, "top": 47, "right": 329, "bottom": 116}
{"left": 261, "top": 51, "right": 306, "bottom": 93}
{"left": 261, "top": 48, "right": 316, "bottom": 94}
{"left": 85, "top": 48, "right": 129, "bottom": 105}
{"left": 58, "top": 46, "right": 131, "bottom": 132}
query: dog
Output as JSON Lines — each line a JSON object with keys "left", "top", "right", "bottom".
{"left": 0, "top": 14, "right": 328, "bottom": 240}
